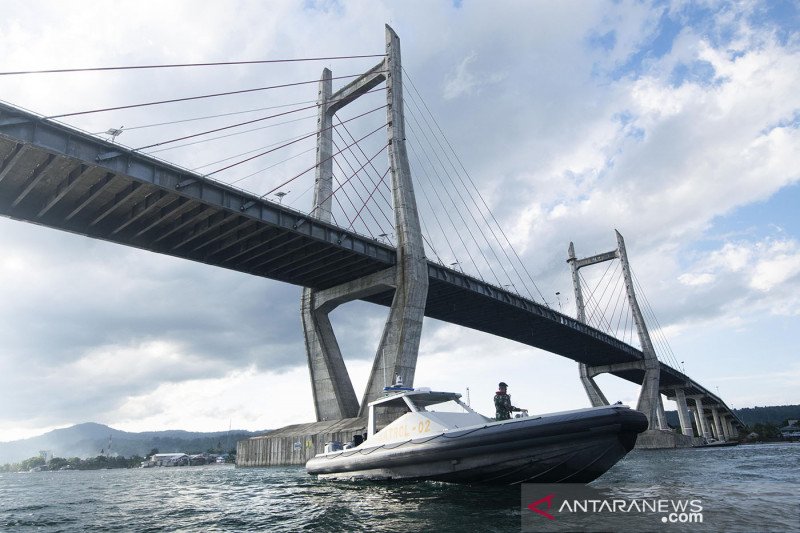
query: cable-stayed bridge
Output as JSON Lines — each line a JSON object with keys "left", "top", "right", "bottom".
{"left": 0, "top": 26, "right": 742, "bottom": 448}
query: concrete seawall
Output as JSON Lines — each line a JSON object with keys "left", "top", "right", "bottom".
{"left": 236, "top": 417, "right": 368, "bottom": 467}
{"left": 635, "top": 429, "right": 700, "bottom": 449}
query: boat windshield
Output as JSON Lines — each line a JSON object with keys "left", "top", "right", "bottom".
{"left": 422, "top": 399, "right": 473, "bottom": 413}
{"left": 403, "top": 393, "right": 474, "bottom": 414}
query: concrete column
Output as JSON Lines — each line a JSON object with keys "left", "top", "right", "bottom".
{"left": 301, "top": 291, "right": 359, "bottom": 420}
{"left": 569, "top": 242, "right": 610, "bottom": 407}
{"left": 616, "top": 231, "right": 661, "bottom": 430}
{"left": 579, "top": 363, "right": 609, "bottom": 407}
{"left": 692, "top": 397, "right": 712, "bottom": 439}
{"left": 707, "top": 416, "right": 717, "bottom": 439}
{"left": 728, "top": 418, "right": 739, "bottom": 438}
{"left": 720, "top": 415, "right": 729, "bottom": 441}
{"left": 656, "top": 394, "right": 668, "bottom": 430}
{"left": 674, "top": 388, "right": 695, "bottom": 437}
{"left": 689, "top": 407, "right": 701, "bottom": 436}
{"left": 312, "top": 69, "right": 334, "bottom": 222}
{"left": 567, "top": 242, "right": 586, "bottom": 323}
{"left": 301, "top": 68, "right": 360, "bottom": 421}
{"left": 712, "top": 407, "right": 724, "bottom": 441}
{"left": 359, "top": 26, "right": 429, "bottom": 414}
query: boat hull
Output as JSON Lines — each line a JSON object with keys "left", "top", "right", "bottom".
{"left": 306, "top": 406, "right": 647, "bottom": 484}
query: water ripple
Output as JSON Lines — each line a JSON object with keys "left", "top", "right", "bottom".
{"left": 0, "top": 444, "right": 797, "bottom": 532}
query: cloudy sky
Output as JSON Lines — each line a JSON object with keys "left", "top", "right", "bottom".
{"left": 0, "top": 0, "right": 798, "bottom": 442}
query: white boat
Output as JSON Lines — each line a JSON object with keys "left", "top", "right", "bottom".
{"left": 306, "top": 386, "right": 648, "bottom": 484}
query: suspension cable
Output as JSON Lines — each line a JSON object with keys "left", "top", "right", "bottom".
{"left": 309, "top": 141, "right": 390, "bottom": 216}
{"left": 403, "top": 68, "right": 549, "bottom": 305}
{"left": 269, "top": 127, "right": 388, "bottom": 200}
{"left": 215, "top": 147, "right": 316, "bottom": 187}
{"left": 406, "top": 142, "right": 461, "bottom": 271}
{"left": 346, "top": 167, "right": 392, "bottom": 234}
{"left": 404, "top": 111, "right": 501, "bottom": 285}
{"left": 0, "top": 54, "right": 387, "bottom": 76}
{"left": 406, "top": 134, "right": 486, "bottom": 282}
{"left": 206, "top": 106, "right": 386, "bottom": 177}
{"left": 403, "top": 92, "right": 526, "bottom": 298}
{"left": 332, "top": 173, "right": 375, "bottom": 238}
{"left": 46, "top": 72, "right": 384, "bottom": 119}
{"left": 134, "top": 102, "right": 320, "bottom": 151}
{"left": 145, "top": 114, "right": 316, "bottom": 154}
{"left": 98, "top": 86, "right": 385, "bottom": 135}
{"left": 331, "top": 128, "right": 395, "bottom": 232}
{"left": 331, "top": 140, "right": 388, "bottom": 236}
{"left": 333, "top": 118, "right": 394, "bottom": 213}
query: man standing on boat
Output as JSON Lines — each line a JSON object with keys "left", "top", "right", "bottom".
{"left": 494, "top": 382, "right": 523, "bottom": 420}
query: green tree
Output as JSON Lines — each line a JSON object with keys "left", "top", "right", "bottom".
{"left": 48, "top": 457, "right": 69, "bottom": 470}
{"left": 751, "top": 422, "right": 781, "bottom": 440}
{"left": 20, "top": 456, "right": 46, "bottom": 471}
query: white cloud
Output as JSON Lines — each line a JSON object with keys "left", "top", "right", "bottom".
{"left": 750, "top": 243, "right": 800, "bottom": 292}
{"left": 442, "top": 52, "right": 507, "bottom": 100}
{"left": 678, "top": 272, "right": 716, "bottom": 286}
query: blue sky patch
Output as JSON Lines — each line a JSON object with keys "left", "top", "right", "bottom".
{"left": 670, "top": 59, "right": 717, "bottom": 87}
{"left": 589, "top": 30, "right": 617, "bottom": 52}
{"left": 606, "top": 9, "right": 682, "bottom": 80}
{"left": 710, "top": 182, "right": 800, "bottom": 243}
{"left": 749, "top": 0, "right": 799, "bottom": 46}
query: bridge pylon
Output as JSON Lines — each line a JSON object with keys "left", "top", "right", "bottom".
{"left": 301, "top": 25, "right": 428, "bottom": 421}
{"left": 567, "top": 230, "right": 666, "bottom": 431}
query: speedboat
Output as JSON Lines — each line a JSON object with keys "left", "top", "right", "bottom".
{"left": 306, "top": 386, "right": 648, "bottom": 484}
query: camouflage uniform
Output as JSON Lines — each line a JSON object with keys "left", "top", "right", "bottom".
{"left": 494, "top": 392, "right": 518, "bottom": 420}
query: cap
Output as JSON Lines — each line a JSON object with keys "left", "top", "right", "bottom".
{"left": 499, "top": 382, "right": 508, "bottom": 388}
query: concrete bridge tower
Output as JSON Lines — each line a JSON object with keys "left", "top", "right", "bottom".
{"left": 301, "top": 26, "right": 429, "bottom": 421}
{"left": 567, "top": 230, "right": 666, "bottom": 432}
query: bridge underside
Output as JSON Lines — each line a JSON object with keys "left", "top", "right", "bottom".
{"left": 0, "top": 103, "right": 743, "bottom": 429}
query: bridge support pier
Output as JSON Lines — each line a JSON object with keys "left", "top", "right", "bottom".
{"left": 690, "top": 396, "right": 713, "bottom": 440}
{"left": 725, "top": 416, "right": 737, "bottom": 440}
{"left": 671, "top": 387, "right": 695, "bottom": 438}
{"left": 708, "top": 415, "right": 718, "bottom": 439}
{"left": 301, "top": 26, "right": 428, "bottom": 423}
{"left": 578, "top": 362, "right": 609, "bottom": 407}
{"left": 690, "top": 407, "right": 703, "bottom": 437}
{"left": 656, "top": 393, "right": 668, "bottom": 429}
{"left": 720, "top": 415, "right": 729, "bottom": 441}
{"left": 711, "top": 407, "right": 725, "bottom": 440}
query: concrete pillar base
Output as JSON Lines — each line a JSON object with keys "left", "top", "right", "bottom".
{"left": 236, "top": 417, "right": 368, "bottom": 467}
{"left": 635, "top": 429, "right": 699, "bottom": 449}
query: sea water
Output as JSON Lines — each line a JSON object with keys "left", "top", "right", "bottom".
{"left": 1, "top": 442, "right": 798, "bottom": 532}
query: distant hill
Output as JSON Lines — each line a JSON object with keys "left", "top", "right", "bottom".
{"left": 0, "top": 423, "right": 268, "bottom": 464}
{"left": 664, "top": 404, "right": 800, "bottom": 429}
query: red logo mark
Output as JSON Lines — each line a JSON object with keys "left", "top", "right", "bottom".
{"left": 528, "top": 493, "right": 556, "bottom": 520}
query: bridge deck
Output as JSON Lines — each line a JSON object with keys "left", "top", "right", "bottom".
{"left": 0, "top": 102, "right": 741, "bottom": 426}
